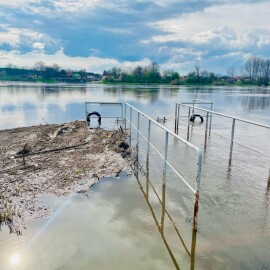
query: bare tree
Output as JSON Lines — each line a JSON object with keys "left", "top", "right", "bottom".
{"left": 194, "top": 65, "right": 200, "bottom": 81}
{"left": 244, "top": 56, "right": 263, "bottom": 83}
{"left": 201, "top": 70, "right": 209, "bottom": 78}
{"left": 52, "top": 63, "right": 61, "bottom": 72}
{"left": 34, "top": 61, "right": 46, "bottom": 72}
{"left": 6, "top": 63, "right": 16, "bottom": 69}
{"left": 261, "top": 59, "right": 270, "bottom": 86}
{"left": 227, "top": 66, "right": 235, "bottom": 78}
{"left": 149, "top": 61, "right": 160, "bottom": 73}
{"left": 34, "top": 61, "right": 46, "bottom": 80}
{"left": 252, "top": 57, "right": 262, "bottom": 82}
{"left": 244, "top": 58, "right": 252, "bottom": 80}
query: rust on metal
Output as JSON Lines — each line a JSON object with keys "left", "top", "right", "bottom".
{"left": 160, "top": 183, "right": 166, "bottom": 235}
{"left": 192, "top": 192, "right": 200, "bottom": 231}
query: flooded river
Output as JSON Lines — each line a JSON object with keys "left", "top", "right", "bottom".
{"left": 0, "top": 82, "right": 270, "bottom": 269}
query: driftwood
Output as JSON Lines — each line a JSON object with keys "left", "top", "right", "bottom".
{"left": 15, "top": 141, "right": 89, "bottom": 158}
{"left": 49, "top": 126, "right": 69, "bottom": 141}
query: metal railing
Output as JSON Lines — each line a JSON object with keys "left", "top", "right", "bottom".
{"left": 84, "top": 102, "right": 124, "bottom": 127}
{"left": 175, "top": 99, "right": 213, "bottom": 137}
{"left": 124, "top": 102, "right": 203, "bottom": 269}
{"left": 175, "top": 102, "right": 270, "bottom": 162}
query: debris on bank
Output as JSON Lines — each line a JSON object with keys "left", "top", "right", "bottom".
{"left": 0, "top": 121, "right": 132, "bottom": 234}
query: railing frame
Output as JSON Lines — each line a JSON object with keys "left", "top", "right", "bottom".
{"left": 84, "top": 102, "right": 124, "bottom": 127}
{"left": 175, "top": 102, "right": 270, "bottom": 162}
{"left": 175, "top": 99, "right": 213, "bottom": 136}
{"left": 125, "top": 102, "right": 203, "bottom": 270}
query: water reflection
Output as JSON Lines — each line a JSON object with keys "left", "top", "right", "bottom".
{"left": 241, "top": 91, "right": 270, "bottom": 111}
{"left": 134, "top": 170, "right": 181, "bottom": 270}
{"left": 0, "top": 177, "right": 176, "bottom": 270}
{"left": 132, "top": 142, "right": 197, "bottom": 270}
{"left": 1, "top": 82, "right": 270, "bottom": 269}
{"left": 1, "top": 83, "right": 270, "bottom": 131}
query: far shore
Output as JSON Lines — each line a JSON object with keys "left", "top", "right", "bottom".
{"left": 0, "top": 79, "right": 265, "bottom": 87}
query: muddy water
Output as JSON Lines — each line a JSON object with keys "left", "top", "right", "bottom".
{"left": 0, "top": 82, "right": 270, "bottom": 269}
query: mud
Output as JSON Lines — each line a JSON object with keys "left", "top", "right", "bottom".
{"left": 0, "top": 121, "right": 132, "bottom": 234}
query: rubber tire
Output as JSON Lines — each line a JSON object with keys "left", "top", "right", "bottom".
{"left": 190, "top": 114, "right": 204, "bottom": 123}
{"left": 87, "top": 111, "right": 101, "bottom": 124}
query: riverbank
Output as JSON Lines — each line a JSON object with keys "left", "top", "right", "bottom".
{"left": 0, "top": 121, "right": 132, "bottom": 235}
{"left": 0, "top": 79, "right": 265, "bottom": 87}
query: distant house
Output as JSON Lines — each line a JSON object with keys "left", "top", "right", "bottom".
{"left": 72, "top": 73, "right": 81, "bottom": 80}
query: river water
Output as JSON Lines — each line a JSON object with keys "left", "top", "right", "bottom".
{"left": 0, "top": 82, "right": 270, "bottom": 270}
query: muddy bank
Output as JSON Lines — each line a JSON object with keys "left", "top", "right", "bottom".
{"left": 0, "top": 121, "right": 132, "bottom": 234}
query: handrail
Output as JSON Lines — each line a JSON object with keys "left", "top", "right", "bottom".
{"left": 125, "top": 102, "right": 203, "bottom": 269}
{"left": 178, "top": 103, "right": 270, "bottom": 129}
{"left": 125, "top": 102, "right": 200, "bottom": 152}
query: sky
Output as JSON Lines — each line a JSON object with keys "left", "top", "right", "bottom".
{"left": 0, "top": 0, "right": 270, "bottom": 75}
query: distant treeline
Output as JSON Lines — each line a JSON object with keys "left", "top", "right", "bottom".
{"left": 183, "top": 56, "right": 270, "bottom": 86}
{"left": 0, "top": 62, "right": 101, "bottom": 83}
{"left": 1, "top": 56, "right": 270, "bottom": 86}
{"left": 102, "top": 62, "right": 180, "bottom": 84}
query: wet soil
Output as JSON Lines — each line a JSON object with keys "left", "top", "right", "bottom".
{"left": 0, "top": 121, "right": 132, "bottom": 235}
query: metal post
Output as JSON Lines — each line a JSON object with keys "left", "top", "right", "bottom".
{"left": 209, "top": 102, "right": 213, "bottom": 136}
{"left": 147, "top": 119, "right": 151, "bottom": 160}
{"left": 121, "top": 103, "right": 123, "bottom": 124}
{"left": 229, "top": 118, "right": 236, "bottom": 163}
{"left": 84, "top": 102, "right": 88, "bottom": 128}
{"left": 192, "top": 149, "right": 202, "bottom": 231}
{"left": 136, "top": 112, "right": 140, "bottom": 166}
{"left": 163, "top": 131, "right": 169, "bottom": 184}
{"left": 190, "top": 149, "right": 202, "bottom": 269}
{"left": 174, "top": 103, "right": 178, "bottom": 134}
{"left": 204, "top": 112, "right": 209, "bottom": 151}
{"left": 187, "top": 107, "right": 191, "bottom": 140}
{"left": 124, "top": 103, "right": 127, "bottom": 130}
{"left": 161, "top": 131, "right": 169, "bottom": 234}
{"left": 146, "top": 120, "right": 151, "bottom": 199}
{"left": 129, "top": 107, "right": 132, "bottom": 147}
{"left": 177, "top": 104, "right": 180, "bottom": 135}
{"left": 137, "top": 112, "right": 140, "bottom": 142}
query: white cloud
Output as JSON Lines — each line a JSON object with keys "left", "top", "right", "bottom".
{"left": 32, "top": 42, "right": 45, "bottom": 50}
{"left": 0, "top": 48, "right": 151, "bottom": 72}
{"left": 1, "top": 0, "right": 270, "bottom": 74}
{"left": 0, "top": 25, "right": 52, "bottom": 48}
{"left": 0, "top": 29, "right": 19, "bottom": 46}
{"left": 0, "top": 0, "right": 36, "bottom": 6}
{"left": 0, "top": 0, "right": 135, "bottom": 15}
{"left": 144, "top": 2, "right": 270, "bottom": 43}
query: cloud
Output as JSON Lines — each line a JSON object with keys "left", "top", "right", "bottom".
{"left": 0, "top": 0, "right": 270, "bottom": 74}
{"left": 32, "top": 42, "right": 45, "bottom": 50}
{"left": 144, "top": 2, "right": 270, "bottom": 42}
{"left": 0, "top": 24, "right": 59, "bottom": 54}
{"left": 0, "top": 48, "right": 152, "bottom": 72}
{"left": 138, "top": 2, "right": 270, "bottom": 73}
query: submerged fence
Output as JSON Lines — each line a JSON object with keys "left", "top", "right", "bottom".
{"left": 85, "top": 102, "right": 124, "bottom": 128}
{"left": 124, "top": 102, "right": 203, "bottom": 270}
{"left": 175, "top": 102, "right": 270, "bottom": 161}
